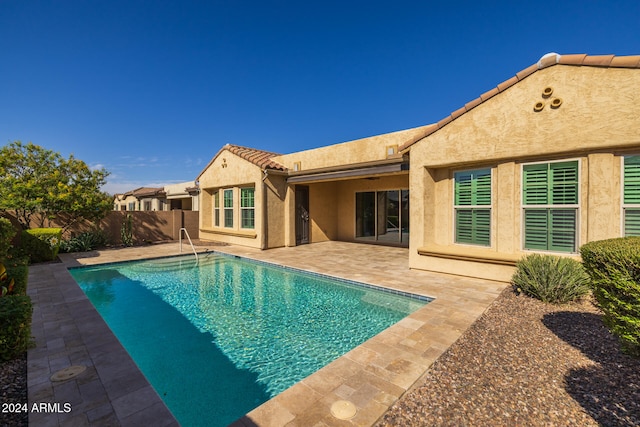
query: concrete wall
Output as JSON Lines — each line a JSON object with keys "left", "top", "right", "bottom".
{"left": 2, "top": 210, "right": 199, "bottom": 247}
{"left": 408, "top": 65, "right": 640, "bottom": 282}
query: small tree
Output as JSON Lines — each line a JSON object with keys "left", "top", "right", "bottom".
{"left": 0, "top": 141, "right": 112, "bottom": 231}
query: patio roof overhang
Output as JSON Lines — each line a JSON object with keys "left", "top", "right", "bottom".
{"left": 286, "top": 158, "right": 409, "bottom": 184}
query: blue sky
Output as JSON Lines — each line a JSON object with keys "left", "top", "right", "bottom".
{"left": 1, "top": 1, "right": 639, "bottom": 194}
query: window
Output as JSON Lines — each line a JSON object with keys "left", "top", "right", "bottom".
{"left": 143, "top": 201, "right": 151, "bottom": 211}
{"left": 355, "top": 189, "right": 409, "bottom": 246}
{"left": 213, "top": 191, "right": 220, "bottom": 227}
{"left": 522, "top": 160, "right": 578, "bottom": 252}
{"left": 223, "top": 189, "right": 233, "bottom": 228}
{"left": 128, "top": 202, "right": 136, "bottom": 211}
{"left": 623, "top": 156, "right": 640, "bottom": 236}
{"left": 240, "top": 188, "right": 255, "bottom": 229}
{"left": 454, "top": 169, "right": 491, "bottom": 246}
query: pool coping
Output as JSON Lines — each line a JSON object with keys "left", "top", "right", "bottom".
{"left": 27, "top": 242, "right": 506, "bottom": 426}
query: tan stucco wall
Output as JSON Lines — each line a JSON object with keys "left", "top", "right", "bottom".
{"left": 264, "top": 174, "right": 287, "bottom": 248}
{"left": 198, "top": 149, "right": 286, "bottom": 249}
{"left": 301, "top": 174, "right": 409, "bottom": 243}
{"left": 414, "top": 66, "right": 640, "bottom": 168}
{"left": 409, "top": 65, "right": 640, "bottom": 282}
{"left": 114, "top": 194, "right": 138, "bottom": 210}
{"left": 308, "top": 182, "right": 339, "bottom": 242}
{"left": 272, "top": 125, "right": 429, "bottom": 171}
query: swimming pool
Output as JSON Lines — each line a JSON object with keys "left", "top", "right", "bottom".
{"left": 70, "top": 252, "right": 429, "bottom": 426}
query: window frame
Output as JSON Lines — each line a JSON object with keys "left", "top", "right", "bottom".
{"left": 240, "top": 187, "right": 255, "bottom": 229}
{"left": 453, "top": 168, "right": 492, "bottom": 247}
{"left": 223, "top": 189, "right": 234, "bottom": 228}
{"left": 213, "top": 191, "right": 220, "bottom": 227}
{"left": 521, "top": 159, "right": 580, "bottom": 253}
{"left": 622, "top": 155, "right": 640, "bottom": 237}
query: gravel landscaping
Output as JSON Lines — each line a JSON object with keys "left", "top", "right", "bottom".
{"left": 2, "top": 287, "right": 639, "bottom": 427}
{"left": 0, "top": 354, "right": 27, "bottom": 427}
{"left": 378, "top": 288, "right": 640, "bottom": 427}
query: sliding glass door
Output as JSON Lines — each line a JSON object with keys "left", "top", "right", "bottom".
{"left": 355, "top": 190, "right": 409, "bottom": 246}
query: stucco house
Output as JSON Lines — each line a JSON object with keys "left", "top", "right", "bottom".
{"left": 197, "top": 53, "right": 640, "bottom": 282}
{"left": 164, "top": 181, "right": 200, "bottom": 211}
{"left": 113, "top": 187, "right": 167, "bottom": 211}
{"left": 114, "top": 181, "right": 200, "bottom": 212}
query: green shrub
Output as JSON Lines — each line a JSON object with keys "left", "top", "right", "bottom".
{"left": 0, "top": 295, "right": 33, "bottom": 361}
{"left": 0, "top": 218, "right": 17, "bottom": 259}
{"left": 20, "top": 228, "right": 62, "bottom": 263}
{"left": 512, "top": 253, "right": 591, "bottom": 304}
{"left": 60, "top": 229, "right": 108, "bottom": 253}
{"left": 580, "top": 237, "right": 640, "bottom": 357}
{"left": 0, "top": 262, "right": 15, "bottom": 296}
{"left": 5, "top": 262, "right": 28, "bottom": 296}
{"left": 121, "top": 214, "right": 133, "bottom": 247}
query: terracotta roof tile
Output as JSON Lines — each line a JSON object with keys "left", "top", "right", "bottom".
{"left": 224, "top": 144, "right": 287, "bottom": 171}
{"left": 464, "top": 98, "right": 483, "bottom": 111}
{"left": 480, "top": 87, "right": 500, "bottom": 102}
{"left": 400, "top": 53, "right": 640, "bottom": 152}
{"left": 558, "top": 54, "right": 588, "bottom": 65}
{"left": 582, "top": 54, "right": 615, "bottom": 66}
{"left": 610, "top": 55, "right": 640, "bottom": 68}
{"left": 496, "top": 75, "right": 519, "bottom": 92}
{"left": 450, "top": 106, "right": 467, "bottom": 120}
{"left": 437, "top": 116, "right": 453, "bottom": 128}
{"left": 515, "top": 63, "right": 539, "bottom": 80}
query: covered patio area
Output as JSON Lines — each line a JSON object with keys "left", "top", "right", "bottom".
{"left": 27, "top": 241, "right": 506, "bottom": 426}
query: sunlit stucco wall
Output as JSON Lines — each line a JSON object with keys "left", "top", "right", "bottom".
{"left": 198, "top": 149, "right": 286, "bottom": 249}
{"left": 409, "top": 65, "right": 640, "bottom": 281}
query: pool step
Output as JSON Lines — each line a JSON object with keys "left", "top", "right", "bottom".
{"left": 125, "top": 253, "right": 225, "bottom": 273}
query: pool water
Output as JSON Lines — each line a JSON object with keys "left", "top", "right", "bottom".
{"left": 70, "top": 252, "right": 428, "bottom": 426}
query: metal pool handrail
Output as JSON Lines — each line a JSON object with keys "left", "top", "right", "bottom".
{"left": 179, "top": 228, "right": 198, "bottom": 261}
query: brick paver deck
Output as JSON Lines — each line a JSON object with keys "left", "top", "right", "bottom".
{"left": 27, "top": 241, "right": 506, "bottom": 426}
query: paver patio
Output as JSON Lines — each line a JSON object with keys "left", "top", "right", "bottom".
{"left": 27, "top": 241, "right": 506, "bottom": 426}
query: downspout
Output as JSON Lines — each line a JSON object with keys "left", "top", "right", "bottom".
{"left": 261, "top": 169, "right": 269, "bottom": 250}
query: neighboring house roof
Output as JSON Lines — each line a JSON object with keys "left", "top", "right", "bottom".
{"left": 399, "top": 53, "right": 640, "bottom": 152}
{"left": 197, "top": 143, "right": 286, "bottom": 179}
{"left": 116, "top": 187, "right": 166, "bottom": 199}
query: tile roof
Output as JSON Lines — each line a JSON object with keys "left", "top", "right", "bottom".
{"left": 224, "top": 144, "right": 286, "bottom": 171}
{"left": 399, "top": 53, "right": 640, "bottom": 151}
{"left": 123, "top": 187, "right": 166, "bottom": 197}
{"left": 197, "top": 144, "right": 287, "bottom": 179}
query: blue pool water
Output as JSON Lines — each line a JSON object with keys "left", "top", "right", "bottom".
{"left": 70, "top": 252, "right": 428, "bottom": 426}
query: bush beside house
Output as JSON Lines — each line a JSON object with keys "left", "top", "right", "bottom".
{"left": 581, "top": 237, "right": 640, "bottom": 357}
{"left": 511, "top": 254, "right": 591, "bottom": 304}
{"left": 0, "top": 217, "right": 32, "bottom": 361}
